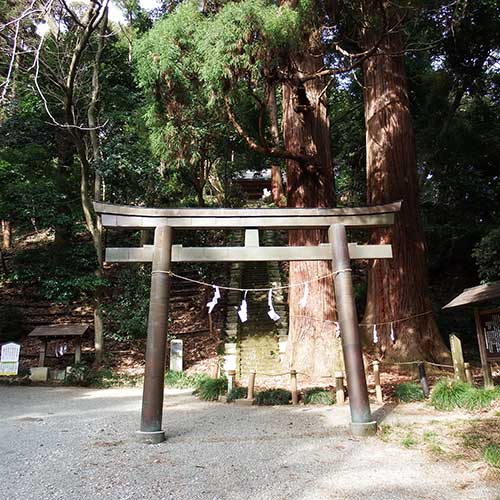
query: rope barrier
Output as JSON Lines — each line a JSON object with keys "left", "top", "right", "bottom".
{"left": 152, "top": 269, "right": 351, "bottom": 292}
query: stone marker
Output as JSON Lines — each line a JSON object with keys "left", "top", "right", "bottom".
{"left": 170, "top": 339, "right": 183, "bottom": 372}
{"left": 450, "top": 334, "right": 466, "bottom": 382}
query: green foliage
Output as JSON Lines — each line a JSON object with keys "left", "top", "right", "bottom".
{"left": 394, "top": 382, "right": 425, "bottom": 402}
{"left": 254, "top": 388, "right": 291, "bottom": 405}
{"left": 401, "top": 433, "right": 417, "bottom": 448}
{"left": 227, "top": 386, "right": 248, "bottom": 402}
{"left": 483, "top": 444, "right": 500, "bottom": 468}
{"left": 303, "top": 387, "right": 335, "bottom": 405}
{"left": 65, "top": 363, "right": 142, "bottom": 387}
{"left": 430, "top": 379, "right": 471, "bottom": 410}
{"left": 431, "top": 379, "right": 500, "bottom": 411}
{"left": 8, "top": 242, "right": 106, "bottom": 303}
{"left": 196, "top": 376, "right": 228, "bottom": 401}
{"left": 0, "top": 306, "right": 25, "bottom": 342}
{"left": 198, "top": 0, "right": 301, "bottom": 91}
{"left": 104, "top": 264, "right": 150, "bottom": 340}
{"left": 472, "top": 228, "right": 500, "bottom": 282}
{"left": 164, "top": 370, "right": 211, "bottom": 389}
{"left": 460, "top": 387, "right": 500, "bottom": 411}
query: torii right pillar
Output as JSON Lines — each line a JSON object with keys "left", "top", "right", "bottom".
{"left": 329, "top": 224, "right": 377, "bottom": 436}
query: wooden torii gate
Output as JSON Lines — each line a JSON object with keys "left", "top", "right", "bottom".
{"left": 95, "top": 201, "right": 401, "bottom": 443}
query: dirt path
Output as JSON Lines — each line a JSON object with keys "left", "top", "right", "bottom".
{"left": 0, "top": 386, "right": 497, "bottom": 500}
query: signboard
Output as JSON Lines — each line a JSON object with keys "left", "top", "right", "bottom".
{"left": 0, "top": 342, "right": 20, "bottom": 376}
{"left": 479, "top": 308, "right": 500, "bottom": 359}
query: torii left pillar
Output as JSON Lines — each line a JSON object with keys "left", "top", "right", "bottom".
{"left": 136, "top": 224, "right": 173, "bottom": 444}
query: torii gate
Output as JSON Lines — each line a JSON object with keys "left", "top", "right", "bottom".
{"left": 95, "top": 201, "right": 401, "bottom": 443}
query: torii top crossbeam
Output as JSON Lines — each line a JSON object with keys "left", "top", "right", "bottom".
{"left": 95, "top": 201, "right": 401, "bottom": 229}
{"left": 95, "top": 201, "right": 401, "bottom": 264}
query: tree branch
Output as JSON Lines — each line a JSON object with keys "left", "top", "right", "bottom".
{"left": 224, "top": 96, "right": 312, "bottom": 164}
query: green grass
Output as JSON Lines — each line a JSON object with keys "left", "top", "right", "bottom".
{"left": 430, "top": 379, "right": 500, "bottom": 411}
{"left": 430, "top": 379, "right": 471, "bottom": 410}
{"left": 484, "top": 444, "right": 500, "bottom": 468}
{"left": 164, "top": 371, "right": 211, "bottom": 389}
{"left": 401, "top": 433, "right": 417, "bottom": 448}
{"left": 303, "top": 387, "right": 335, "bottom": 405}
{"left": 394, "top": 382, "right": 425, "bottom": 402}
{"left": 196, "top": 377, "right": 227, "bottom": 401}
{"left": 227, "top": 386, "right": 248, "bottom": 402}
{"left": 254, "top": 388, "right": 291, "bottom": 406}
{"left": 460, "top": 387, "right": 498, "bottom": 411}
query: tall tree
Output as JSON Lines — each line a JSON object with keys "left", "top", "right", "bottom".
{"left": 360, "top": 2, "right": 449, "bottom": 361}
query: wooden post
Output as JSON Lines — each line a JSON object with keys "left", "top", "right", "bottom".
{"left": 449, "top": 334, "right": 466, "bottom": 382}
{"left": 74, "top": 338, "right": 82, "bottom": 364}
{"left": 335, "top": 371, "right": 345, "bottom": 404}
{"left": 247, "top": 370, "right": 256, "bottom": 400}
{"left": 137, "top": 225, "right": 173, "bottom": 444}
{"left": 464, "top": 362, "right": 473, "bottom": 385}
{"left": 373, "top": 361, "right": 383, "bottom": 403}
{"left": 290, "top": 370, "right": 298, "bottom": 405}
{"left": 474, "top": 307, "right": 493, "bottom": 388}
{"left": 228, "top": 369, "right": 236, "bottom": 394}
{"left": 329, "top": 224, "right": 376, "bottom": 436}
{"left": 418, "top": 362, "right": 430, "bottom": 398}
{"left": 38, "top": 339, "right": 47, "bottom": 367}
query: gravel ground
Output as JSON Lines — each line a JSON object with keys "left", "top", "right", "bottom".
{"left": 0, "top": 385, "right": 498, "bottom": 500}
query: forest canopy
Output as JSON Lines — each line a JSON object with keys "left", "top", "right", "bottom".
{"left": 0, "top": 0, "right": 499, "bottom": 366}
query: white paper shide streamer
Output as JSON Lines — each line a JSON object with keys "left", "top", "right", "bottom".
{"left": 373, "top": 324, "right": 379, "bottom": 344}
{"left": 390, "top": 322, "right": 396, "bottom": 343}
{"left": 206, "top": 286, "right": 221, "bottom": 314}
{"left": 238, "top": 291, "right": 248, "bottom": 323}
{"left": 335, "top": 322, "right": 341, "bottom": 338}
{"left": 267, "top": 289, "right": 280, "bottom": 322}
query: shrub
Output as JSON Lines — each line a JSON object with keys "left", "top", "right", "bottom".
{"left": 303, "top": 387, "right": 335, "bottom": 405}
{"left": 164, "top": 371, "right": 210, "bottom": 389}
{"left": 460, "top": 387, "right": 499, "bottom": 411}
{"left": 394, "top": 382, "right": 425, "bottom": 402}
{"left": 484, "top": 444, "right": 500, "bottom": 468}
{"left": 0, "top": 305, "right": 26, "bottom": 342}
{"left": 64, "top": 362, "right": 99, "bottom": 386}
{"left": 431, "top": 379, "right": 500, "bottom": 411}
{"left": 430, "top": 379, "right": 471, "bottom": 410}
{"left": 227, "top": 386, "right": 248, "bottom": 402}
{"left": 196, "top": 377, "right": 227, "bottom": 401}
{"left": 254, "top": 388, "right": 291, "bottom": 405}
{"left": 65, "top": 363, "right": 142, "bottom": 388}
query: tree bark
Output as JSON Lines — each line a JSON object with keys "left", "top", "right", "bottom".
{"left": 361, "top": 25, "right": 449, "bottom": 362}
{"left": 282, "top": 32, "right": 342, "bottom": 380}
{"left": 266, "top": 82, "right": 285, "bottom": 206}
{"left": 1, "top": 219, "right": 12, "bottom": 250}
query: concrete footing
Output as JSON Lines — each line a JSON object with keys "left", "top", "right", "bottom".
{"left": 29, "top": 367, "right": 49, "bottom": 382}
{"left": 350, "top": 421, "right": 377, "bottom": 437}
{"left": 234, "top": 399, "right": 254, "bottom": 406}
{"left": 135, "top": 430, "right": 166, "bottom": 444}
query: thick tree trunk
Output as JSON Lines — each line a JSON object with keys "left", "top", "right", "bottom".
{"left": 361, "top": 28, "right": 449, "bottom": 362}
{"left": 282, "top": 42, "right": 342, "bottom": 379}
{"left": 1, "top": 219, "right": 12, "bottom": 250}
{"left": 266, "top": 82, "right": 285, "bottom": 206}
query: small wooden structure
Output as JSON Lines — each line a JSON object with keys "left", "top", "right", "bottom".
{"left": 28, "top": 324, "right": 89, "bottom": 367}
{"left": 95, "top": 201, "right": 401, "bottom": 443}
{"left": 443, "top": 281, "right": 500, "bottom": 387}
